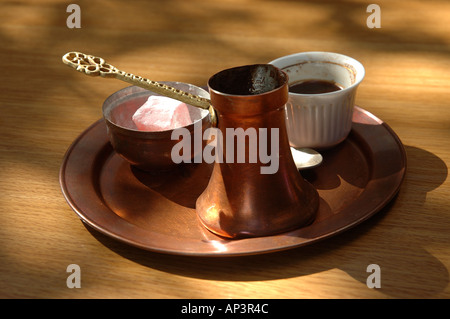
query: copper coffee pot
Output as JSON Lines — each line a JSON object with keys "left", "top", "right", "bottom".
{"left": 196, "top": 64, "right": 319, "bottom": 238}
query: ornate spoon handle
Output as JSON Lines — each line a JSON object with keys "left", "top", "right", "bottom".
{"left": 62, "top": 52, "right": 212, "bottom": 110}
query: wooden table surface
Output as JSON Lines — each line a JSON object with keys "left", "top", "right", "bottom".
{"left": 1, "top": 0, "right": 449, "bottom": 299}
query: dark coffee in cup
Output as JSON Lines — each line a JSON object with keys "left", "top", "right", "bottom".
{"left": 289, "top": 80, "right": 342, "bottom": 94}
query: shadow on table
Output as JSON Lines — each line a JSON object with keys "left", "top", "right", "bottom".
{"left": 87, "top": 144, "right": 448, "bottom": 298}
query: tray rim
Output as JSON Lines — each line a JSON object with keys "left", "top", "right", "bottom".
{"left": 59, "top": 106, "right": 407, "bottom": 257}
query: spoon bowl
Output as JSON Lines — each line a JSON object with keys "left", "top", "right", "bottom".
{"left": 290, "top": 147, "right": 323, "bottom": 170}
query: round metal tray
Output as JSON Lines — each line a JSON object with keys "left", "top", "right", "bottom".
{"left": 60, "top": 106, "right": 406, "bottom": 256}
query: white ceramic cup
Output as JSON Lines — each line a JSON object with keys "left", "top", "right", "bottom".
{"left": 269, "top": 52, "right": 365, "bottom": 149}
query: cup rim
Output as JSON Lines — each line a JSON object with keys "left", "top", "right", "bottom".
{"left": 269, "top": 51, "right": 365, "bottom": 97}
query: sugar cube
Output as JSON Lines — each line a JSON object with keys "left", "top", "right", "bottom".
{"left": 132, "top": 96, "right": 192, "bottom": 131}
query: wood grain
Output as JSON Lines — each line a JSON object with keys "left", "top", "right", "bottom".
{"left": 0, "top": 0, "right": 449, "bottom": 299}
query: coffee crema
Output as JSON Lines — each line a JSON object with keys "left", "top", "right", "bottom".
{"left": 289, "top": 79, "right": 343, "bottom": 94}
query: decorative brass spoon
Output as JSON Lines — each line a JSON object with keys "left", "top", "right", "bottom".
{"left": 62, "top": 51, "right": 216, "bottom": 125}
{"left": 62, "top": 52, "right": 211, "bottom": 109}
{"left": 62, "top": 51, "right": 322, "bottom": 170}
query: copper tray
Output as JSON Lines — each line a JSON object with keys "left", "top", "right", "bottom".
{"left": 59, "top": 106, "right": 406, "bottom": 256}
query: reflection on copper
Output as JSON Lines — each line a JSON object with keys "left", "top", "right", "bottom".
{"left": 209, "top": 240, "right": 228, "bottom": 252}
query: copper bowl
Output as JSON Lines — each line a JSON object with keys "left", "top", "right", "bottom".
{"left": 102, "top": 83, "right": 211, "bottom": 172}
